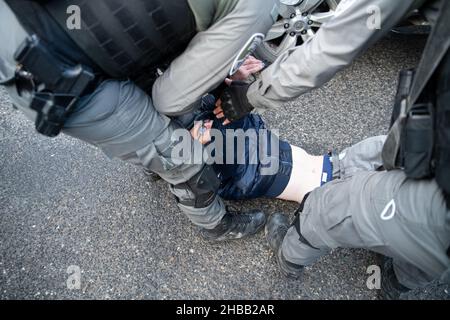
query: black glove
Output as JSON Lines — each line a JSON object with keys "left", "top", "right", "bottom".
{"left": 220, "top": 81, "right": 254, "bottom": 122}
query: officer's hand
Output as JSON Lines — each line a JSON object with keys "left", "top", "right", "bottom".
{"left": 214, "top": 79, "right": 254, "bottom": 124}
{"left": 231, "top": 56, "right": 264, "bottom": 81}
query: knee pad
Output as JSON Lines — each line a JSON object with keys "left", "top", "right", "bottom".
{"left": 172, "top": 165, "right": 221, "bottom": 209}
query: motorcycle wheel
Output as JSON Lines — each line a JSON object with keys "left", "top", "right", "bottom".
{"left": 256, "top": 0, "right": 340, "bottom": 63}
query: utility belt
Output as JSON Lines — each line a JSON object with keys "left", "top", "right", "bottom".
{"left": 2, "top": 34, "right": 96, "bottom": 137}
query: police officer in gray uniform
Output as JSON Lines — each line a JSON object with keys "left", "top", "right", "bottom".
{"left": 0, "top": 0, "right": 280, "bottom": 241}
{"left": 216, "top": 0, "right": 450, "bottom": 298}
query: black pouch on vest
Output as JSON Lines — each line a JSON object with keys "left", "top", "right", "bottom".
{"left": 401, "top": 102, "right": 435, "bottom": 179}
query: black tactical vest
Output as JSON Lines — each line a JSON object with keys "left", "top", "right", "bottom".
{"left": 6, "top": 0, "right": 197, "bottom": 95}
{"left": 435, "top": 51, "right": 450, "bottom": 206}
{"left": 384, "top": 0, "right": 450, "bottom": 208}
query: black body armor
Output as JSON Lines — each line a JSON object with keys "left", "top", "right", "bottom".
{"left": 2, "top": 0, "right": 197, "bottom": 136}
{"left": 6, "top": 0, "right": 197, "bottom": 95}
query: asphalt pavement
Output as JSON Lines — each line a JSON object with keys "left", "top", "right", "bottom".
{"left": 1, "top": 34, "right": 448, "bottom": 300}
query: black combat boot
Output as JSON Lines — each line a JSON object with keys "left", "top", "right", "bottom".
{"left": 381, "top": 258, "right": 411, "bottom": 300}
{"left": 265, "top": 213, "right": 304, "bottom": 279}
{"left": 201, "top": 207, "right": 267, "bottom": 242}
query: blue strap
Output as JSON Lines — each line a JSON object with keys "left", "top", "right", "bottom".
{"left": 321, "top": 155, "right": 333, "bottom": 186}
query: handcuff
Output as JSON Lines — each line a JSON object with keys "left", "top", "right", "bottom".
{"left": 196, "top": 120, "right": 209, "bottom": 143}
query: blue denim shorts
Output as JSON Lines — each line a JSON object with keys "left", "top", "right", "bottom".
{"left": 213, "top": 114, "right": 293, "bottom": 201}
{"left": 192, "top": 95, "right": 293, "bottom": 200}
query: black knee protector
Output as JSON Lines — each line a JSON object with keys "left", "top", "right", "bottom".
{"left": 292, "top": 193, "right": 319, "bottom": 250}
{"left": 173, "top": 165, "right": 221, "bottom": 209}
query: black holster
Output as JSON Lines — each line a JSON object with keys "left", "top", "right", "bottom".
{"left": 388, "top": 70, "right": 435, "bottom": 180}
{"left": 13, "top": 35, "right": 95, "bottom": 137}
{"left": 401, "top": 101, "right": 435, "bottom": 179}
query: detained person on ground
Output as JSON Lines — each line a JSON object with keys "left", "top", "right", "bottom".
{"left": 186, "top": 57, "right": 385, "bottom": 205}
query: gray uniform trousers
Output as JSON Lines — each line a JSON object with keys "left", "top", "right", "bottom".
{"left": 62, "top": 80, "right": 226, "bottom": 229}
{"left": 61, "top": 0, "right": 277, "bottom": 229}
{"left": 281, "top": 137, "right": 450, "bottom": 290}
